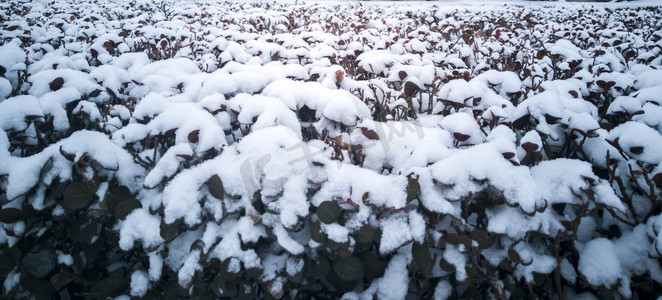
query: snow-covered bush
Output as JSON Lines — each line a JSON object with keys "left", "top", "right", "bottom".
{"left": 1, "top": 0, "right": 662, "bottom": 299}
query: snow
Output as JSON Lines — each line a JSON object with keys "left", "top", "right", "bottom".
{"left": 29, "top": 69, "right": 100, "bottom": 98}
{"left": 379, "top": 213, "right": 413, "bottom": 255}
{"left": 314, "top": 163, "right": 408, "bottom": 213}
{"left": 118, "top": 209, "right": 164, "bottom": 251}
{"left": 148, "top": 252, "right": 164, "bottom": 282}
{"left": 440, "top": 112, "right": 484, "bottom": 146}
{"left": 56, "top": 251, "right": 74, "bottom": 266}
{"left": 262, "top": 79, "right": 370, "bottom": 127}
{"left": 323, "top": 223, "right": 349, "bottom": 244}
{"left": 0, "top": 95, "right": 43, "bottom": 131}
{"left": 514, "top": 246, "right": 557, "bottom": 283}
{"left": 130, "top": 270, "right": 149, "bottom": 297}
{"left": 531, "top": 159, "right": 625, "bottom": 211}
{"left": 560, "top": 258, "right": 577, "bottom": 283}
{"left": 433, "top": 280, "right": 452, "bottom": 300}
{"left": 607, "top": 121, "right": 662, "bottom": 164}
{"left": 178, "top": 250, "right": 202, "bottom": 287}
{"left": 443, "top": 244, "right": 467, "bottom": 282}
{"left": 487, "top": 206, "right": 562, "bottom": 240}
{"left": 3, "top": 270, "right": 20, "bottom": 293}
{"left": 430, "top": 143, "right": 541, "bottom": 213}
{"left": 373, "top": 247, "right": 412, "bottom": 300}
{"left": 578, "top": 238, "right": 622, "bottom": 287}
{"left": 144, "top": 144, "right": 193, "bottom": 188}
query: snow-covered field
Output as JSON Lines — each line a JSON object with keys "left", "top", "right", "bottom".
{"left": 1, "top": 0, "right": 662, "bottom": 298}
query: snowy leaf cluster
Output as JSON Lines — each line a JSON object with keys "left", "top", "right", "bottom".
{"left": 1, "top": 0, "right": 662, "bottom": 299}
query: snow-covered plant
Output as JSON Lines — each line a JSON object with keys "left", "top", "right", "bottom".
{"left": 1, "top": 0, "right": 662, "bottom": 299}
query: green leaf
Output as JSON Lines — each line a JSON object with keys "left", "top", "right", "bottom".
{"left": 458, "top": 235, "right": 473, "bottom": 248}
{"left": 51, "top": 269, "right": 74, "bottom": 290}
{"left": 246, "top": 267, "right": 264, "bottom": 278}
{"left": 406, "top": 177, "right": 420, "bottom": 202}
{"left": 508, "top": 248, "right": 521, "bottom": 262}
{"left": 103, "top": 185, "right": 131, "bottom": 212}
{"left": 359, "top": 251, "right": 387, "bottom": 280}
{"left": 87, "top": 277, "right": 129, "bottom": 299}
{"left": 22, "top": 249, "right": 56, "bottom": 279}
{"left": 354, "top": 225, "right": 374, "bottom": 244}
{"left": 0, "top": 208, "right": 22, "bottom": 223}
{"left": 445, "top": 233, "right": 460, "bottom": 245}
{"left": 469, "top": 228, "right": 488, "bottom": 241}
{"left": 326, "top": 266, "right": 358, "bottom": 292}
{"left": 207, "top": 174, "right": 224, "bottom": 200}
{"left": 469, "top": 229, "right": 495, "bottom": 249}
{"left": 162, "top": 279, "right": 181, "bottom": 300}
{"left": 81, "top": 242, "right": 103, "bottom": 266}
{"left": 332, "top": 256, "right": 365, "bottom": 282}
{"left": 317, "top": 201, "right": 341, "bottom": 224}
{"left": 0, "top": 255, "right": 15, "bottom": 277}
{"left": 71, "top": 213, "right": 101, "bottom": 244}
{"left": 88, "top": 89, "right": 102, "bottom": 98}
{"left": 412, "top": 240, "right": 432, "bottom": 274}
{"left": 160, "top": 220, "right": 180, "bottom": 243}
{"left": 113, "top": 198, "right": 142, "bottom": 219}
{"left": 224, "top": 191, "right": 241, "bottom": 200}
{"left": 49, "top": 178, "right": 67, "bottom": 199}
{"left": 210, "top": 276, "right": 224, "bottom": 297}
{"left": 62, "top": 182, "right": 94, "bottom": 210}
{"left": 289, "top": 266, "right": 305, "bottom": 284}
{"left": 309, "top": 221, "right": 327, "bottom": 243}
{"left": 310, "top": 256, "right": 330, "bottom": 280}
{"left": 439, "top": 258, "right": 455, "bottom": 272}
{"left": 21, "top": 274, "right": 56, "bottom": 300}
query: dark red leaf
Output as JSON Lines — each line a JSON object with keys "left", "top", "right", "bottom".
{"left": 605, "top": 138, "right": 619, "bottom": 150}
{"left": 568, "top": 90, "right": 578, "bottom": 98}
{"left": 49, "top": 77, "right": 64, "bottom": 91}
{"left": 536, "top": 50, "right": 547, "bottom": 60}
{"left": 335, "top": 70, "right": 344, "bottom": 83}
{"left": 403, "top": 81, "right": 420, "bottom": 98}
{"left": 163, "top": 128, "right": 177, "bottom": 138}
{"left": 102, "top": 40, "right": 115, "bottom": 55}
{"left": 502, "top": 152, "right": 516, "bottom": 160}
{"left": 521, "top": 142, "right": 539, "bottom": 153}
{"left": 512, "top": 114, "right": 530, "bottom": 129}
{"left": 188, "top": 130, "right": 199, "bottom": 143}
{"left": 0, "top": 208, "right": 22, "bottom": 223}
{"left": 398, "top": 70, "right": 407, "bottom": 81}
{"left": 207, "top": 174, "right": 224, "bottom": 200}
{"left": 629, "top": 146, "right": 643, "bottom": 155}
{"left": 360, "top": 128, "right": 379, "bottom": 140}
{"left": 544, "top": 113, "right": 562, "bottom": 124}
{"left": 453, "top": 132, "right": 471, "bottom": 142}
{"left": 652, "top": 173, "right": 662, "bottom": 187}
